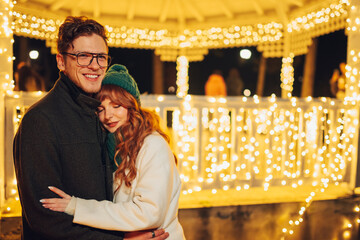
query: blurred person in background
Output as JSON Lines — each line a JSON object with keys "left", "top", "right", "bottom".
{"left": 14, "top": 62, "right": 46, "bottom": 91}
{"left": 226, "top": 68, "right": 244, "bottom": 96}
{"left": 329, "top": 62, "right": 346, "bottom": 99}
{"left": 205, "top": 69, "right": 227, "bottom": 96}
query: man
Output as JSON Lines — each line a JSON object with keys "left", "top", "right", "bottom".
{"left": 13, "top": 16, "right": 169, "bottom": 240}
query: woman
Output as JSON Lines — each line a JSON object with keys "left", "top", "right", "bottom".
{"left": 41, "top": 64, "right": 185, "bottom": 239}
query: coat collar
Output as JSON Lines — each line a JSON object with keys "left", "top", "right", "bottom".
{"left": 59, "top": 72, "right": 101, "bottom": 111}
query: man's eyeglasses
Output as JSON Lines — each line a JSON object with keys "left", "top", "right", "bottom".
{"left": 61, "top": 52, "right": 111, "bottom": 68}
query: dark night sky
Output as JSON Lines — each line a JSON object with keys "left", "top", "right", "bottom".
{"left": 13, "top": 29, "right": 347, "bottom": 97}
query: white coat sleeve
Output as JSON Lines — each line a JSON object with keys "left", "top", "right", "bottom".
{"left": 72, "top": 135, "right": 175, "bottom": 231}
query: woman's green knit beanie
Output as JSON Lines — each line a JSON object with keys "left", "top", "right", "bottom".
{"left": 102, "top": 64, "right": 141, "bottom": 105}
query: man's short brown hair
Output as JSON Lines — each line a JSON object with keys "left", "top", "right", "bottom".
{"left": 57, "top": 16, "right": 108, "bottom": 53}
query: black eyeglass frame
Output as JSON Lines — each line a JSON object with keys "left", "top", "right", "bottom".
{"left": 61, "top": 52, "right": 112, "bottom": 68}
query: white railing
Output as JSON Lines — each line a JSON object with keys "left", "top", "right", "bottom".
{"left": 142, "top": 95, "right": 358, "bottom": 193}
{"left": 2, "top": 92, "right": 359, "bottom": 209}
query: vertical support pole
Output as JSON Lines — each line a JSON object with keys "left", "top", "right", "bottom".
{"left": 176, "top": 55, "right": 189, "bottom": 98}
{"left": 256, "top": 54, "right": 267, "bottom": 97}
{"left": 346, "top": 0, "right": 360, "bottom": 189}
{"left": 301, "top": 38, "right": 318, "bottom": 98}
{"left": 152, "top": 53, "right": 164, "bottom": 94}
{"left": 280, "top": 30, "right": 294, "bottom": 98}
{"left": 0, "top": 0, "right": 14, "bottom": 212}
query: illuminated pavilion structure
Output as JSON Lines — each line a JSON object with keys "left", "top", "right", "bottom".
{"left": 1, "top": 0, "right": 360, "bottom": 239}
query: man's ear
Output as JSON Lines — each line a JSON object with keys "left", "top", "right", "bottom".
{"left": 56, "top": 54, "right": 65, "bottom": 71}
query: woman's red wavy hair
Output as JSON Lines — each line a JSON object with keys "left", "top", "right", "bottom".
{"left": 96, "top": 85, "right": 175, "bottom": 190}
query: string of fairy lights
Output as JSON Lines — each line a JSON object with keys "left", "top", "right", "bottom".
{"left": 4, "top": 92, "right": 357, "bottom": 239}
{"left": 280, "top": 0, "right": 348, "bottom": 98}
{"left": 176, "top": 56, "right": 189, "bottom": 98}
{"left": 11, "top": 13, "right": 283, "bottom": 53}
{"left": 0, "top": 0, "right": 360, "bottom": 238}
{"left": 175, "top": 95, "right": 352, "bottom": 192}
{"left": 0, "top": 0, "right": 14, "bottom": 92}
{"left": 171, "top": 95, "right": 356, "bottom": 239}
{"left": 334, "top": 2, "right": 360, "bottom": 239}
{"left": 10, "top": 0, "right": 349, "bottom": 97}
{"left": 280, "top": 55, "right": 295, "bottom": 98}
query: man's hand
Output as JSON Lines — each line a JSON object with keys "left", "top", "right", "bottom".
{"left": 124, "top": 229, "right": 169, "bottom": 240}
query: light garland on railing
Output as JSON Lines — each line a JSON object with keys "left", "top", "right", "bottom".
{"left": 279, "top": 97, "right": 349, "bottom": 237}
{"left": 173, "top": 95, "right": 199, "bottom": 192}
{"left": 164, "top": 95, "right": 355, "bottom": 240}
{"left": 2, "top": 94, "right": 357, "bottom": 222}
{"left": 172, "top": 95, "right": 352, "bottom": 197}
{"left": 168, "top": 95, "right": 354, "bottom": 239}
{"left": 203, "top": 102, "right": 232, "bottom": 192}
